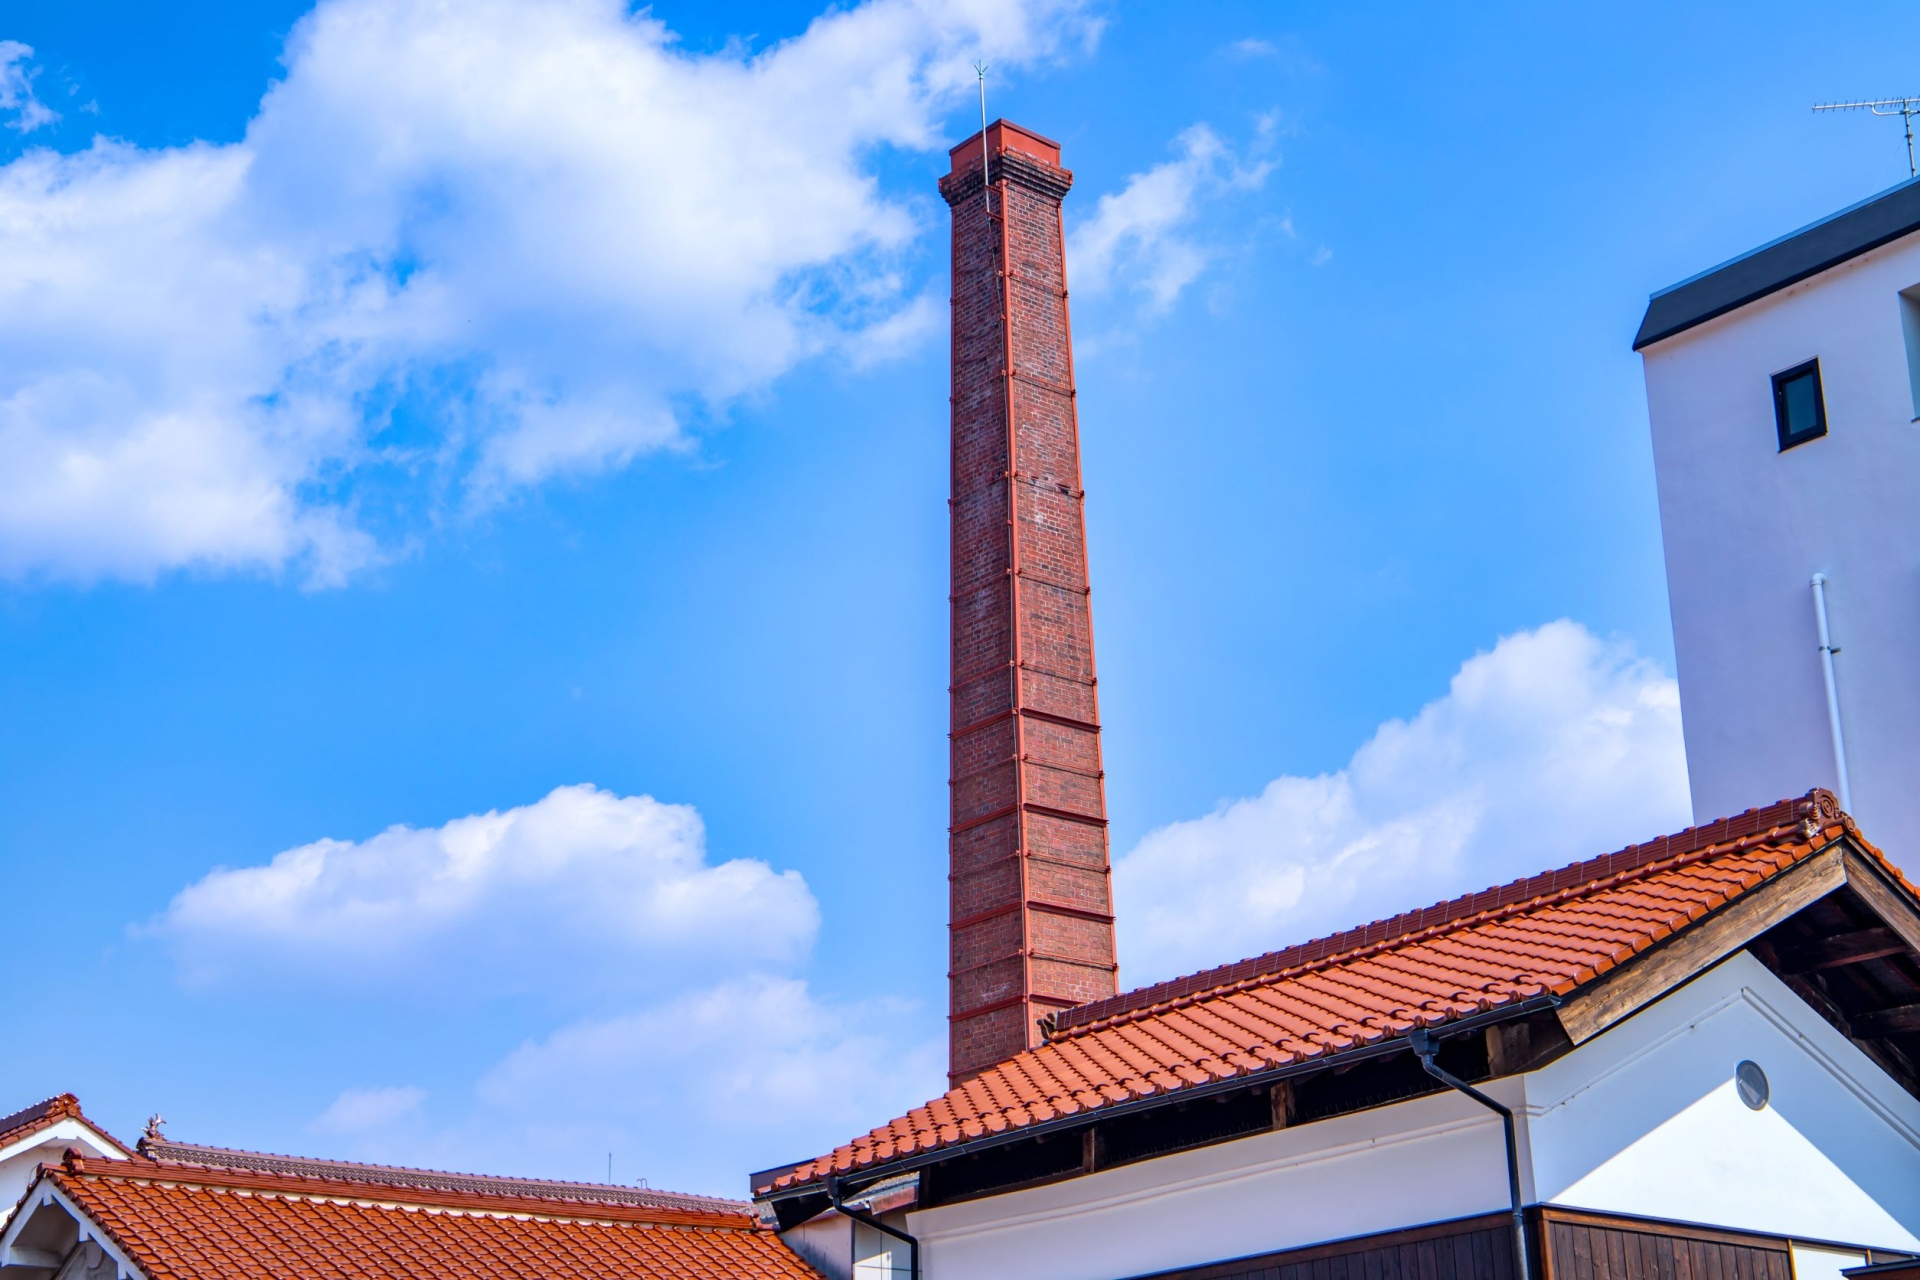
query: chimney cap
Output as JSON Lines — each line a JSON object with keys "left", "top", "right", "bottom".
{"left": 948, "top": 119, "right": 1062, "bottom": 173}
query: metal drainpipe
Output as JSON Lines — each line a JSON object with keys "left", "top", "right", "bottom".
{"left": 828, "top": 1176, "right": 920, "bottom": 1280}
{"left": 1810, "top": 573, "right": 1854, "bottom": 812}
{"left": 1409, "top": 1029, "right": 1530, "bottom": 1280}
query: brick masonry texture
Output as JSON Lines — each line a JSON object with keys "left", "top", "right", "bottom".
{"left": 942, "top": 122, "right": 1118, "bottom": 1086}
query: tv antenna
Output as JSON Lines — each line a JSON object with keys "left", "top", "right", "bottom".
{"left": 1813, "top": 97, "right": 1920, "bottom": 177}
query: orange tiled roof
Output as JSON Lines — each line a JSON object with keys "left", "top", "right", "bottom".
{"left": 0, "top": 1094, "right": 130, "bottom": 1156}
{"left": 35, "top": 1153, "right": 815, "bottom": 1280}
{"left": 756, "top": 790, "right": 1895, "bottom": 1197}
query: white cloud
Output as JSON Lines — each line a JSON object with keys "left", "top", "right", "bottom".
{"left": 313, "top": 1085, "right": 426, "bottom": 1135}
{"left": 147, "top": 783, "right": 819, "bottom": 992}
{"left": 450, "top": 975, "right": 943, "bottom": 1193}
{"left": 0, "top": 0, "right": 1091, "bottom": 585}
{"left": 152, "top": 782, "right": 944, "bottom": 1193}
{"left": 1068, "top": 121, "right": 1274, "bottom": 314}
{"left": 1113, "top": 621, "right": 1692, "bottom": 985}
{"left": 0, "top": 43, "right": 56, "bottom": 133}
{"left": 295, "top": 975, "right": 942, "bottom": 1194}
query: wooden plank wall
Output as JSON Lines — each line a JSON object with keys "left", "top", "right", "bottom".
{"left": 1136, "top": 1211, "right": 1805, "bottom": 1280}
{"left": 1143, "top": 1216, "right": 1516, "bottom": 1280}
{"left": 1544, "top": 1217, "right": 1792, "bottom": 1280}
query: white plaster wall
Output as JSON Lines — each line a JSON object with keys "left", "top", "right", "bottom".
{"left": 0, "top": 1124, "right": 125, "bottom": 1227}
{"left": 908, "top": 1083, "right": 1516, "bottom": 1280}
{"left": 1791, "top": 1245, "right": 1870, "bottom": 1280}
{"left": 780, "top": 1205, "right": 914, "bottom": 1279}
{"left": 783, "top": 1209, "right": 852, "bottom": 1280}
{"left": 1527, "top": 952, "right": 1920, "bottom": 1248}
{"left": 1641, "top": 232, "right": 1920, "bottom": 872}
{"left": 853, "top": 1218, "right": 910, "bottom": 1280}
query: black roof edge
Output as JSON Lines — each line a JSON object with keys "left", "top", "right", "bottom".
{"left": 1634, "top": 175, "right": 1920, "bottom": 352}
{"left": 748, "top": 994, "right": 1561, "bottom": 1205}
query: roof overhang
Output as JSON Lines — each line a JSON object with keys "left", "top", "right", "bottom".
{"left": 751, "top": 991, "right": 1564, "bottom": 1214}
{"left": 1634, "top": 175, "right": 1920, "bottom": 350}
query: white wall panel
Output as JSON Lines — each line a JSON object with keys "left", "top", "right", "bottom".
{"left": 1528, "top": 953, "right": 1919, "bottom": 1248}
{"left": 1641, "top": 234, "right": 1920, "bottom": 866}
{"left": 910, "top": 1084, "right": 1515, "bottom": 1280}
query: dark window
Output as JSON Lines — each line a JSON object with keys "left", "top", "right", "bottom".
{"left": 1772, "top": 359, "right": 1828, "bottom": 451}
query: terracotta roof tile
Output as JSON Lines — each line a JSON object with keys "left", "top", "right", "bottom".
{"left": 38, "top": 1155, "right": 813, "bottom": 1280}
{"left": 755, "top": 790, "right": 1904, "bottom": 1198}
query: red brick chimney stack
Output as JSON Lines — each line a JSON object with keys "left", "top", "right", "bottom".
{"left": 940, "top": 121, "right": 1118, "bottom": 1086}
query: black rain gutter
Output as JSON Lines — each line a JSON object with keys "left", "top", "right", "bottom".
{"left": 756, "top": 994, "right": 1562, "bottom": 1206}
{"left": 1409, "top": 1027, "right": 1530, "bottom": 1280}
{"left": 828, "top": 1176, "right": 919, "bottom": 1280}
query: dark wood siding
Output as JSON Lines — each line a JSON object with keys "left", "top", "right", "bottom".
{"left": 1134, "top": 1214, "right": 1516, "bottom": 1280}
{"left": 1543, "top": 1216, "right": 1791, "bottom": 1280}
{"left": 1134, "top": 1209, "right": 1803, "bottom": 1280}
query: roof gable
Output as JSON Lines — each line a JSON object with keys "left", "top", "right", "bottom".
{"left": 0, "top": 1095, "right": 131, "bottom": 1159}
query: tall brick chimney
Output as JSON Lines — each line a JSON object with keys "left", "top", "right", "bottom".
{"left": 941, "top": 121, "right": 1118, "bottom": 1085}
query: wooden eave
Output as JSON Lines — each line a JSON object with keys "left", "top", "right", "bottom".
{"left": 1557, "top": 833, "right": 1920, "bottom": 1096}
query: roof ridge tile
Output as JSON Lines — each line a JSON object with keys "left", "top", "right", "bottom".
{"left": 1051, "top": 792, "right": 1827, "bottom": 1036}
{"left": 65, "top": 1154, "right": 752, "bottom": 1229}
{"left": 1050, "top": 812, "right": 1817, "bottom": 1043}
{"left": 135, "top": 1140, "right": 742, "bottom": 1216}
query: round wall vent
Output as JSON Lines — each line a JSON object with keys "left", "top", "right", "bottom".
{"left": 1736, "top": 1060, "right": 1769, "bottom": 1110}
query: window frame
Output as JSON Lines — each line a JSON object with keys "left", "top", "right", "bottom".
{"left": 1771, "top": 358, "right": 1829, "bottom": 452}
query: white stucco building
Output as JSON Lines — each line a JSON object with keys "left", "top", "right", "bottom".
{"left": 1636, "top": 177, "right": 1920, "bottom": 861}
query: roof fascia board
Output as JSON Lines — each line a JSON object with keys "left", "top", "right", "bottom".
{"left": 1556, "top": 842, "right": 1849, "bottom": 1045}
{"left": 752, "top": 993, "right": 1562, "bottom": 1205}
{"left": 1840, "top": 849, "right": 1920, "bottom": 958}
{"left": 1634, "top": 177, "right": 1920, "bottom": 351}
{"left": 1, "top": 1179, "right": 149, "bottom": 1280}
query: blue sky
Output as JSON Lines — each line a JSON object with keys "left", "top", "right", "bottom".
{"left": 1, "top": 0, "right": 1914, "bottom": 1196}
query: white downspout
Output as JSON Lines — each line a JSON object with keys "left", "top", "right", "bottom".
{"left": 1809, "top": 573, "right": 1854, "bottom": 812}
